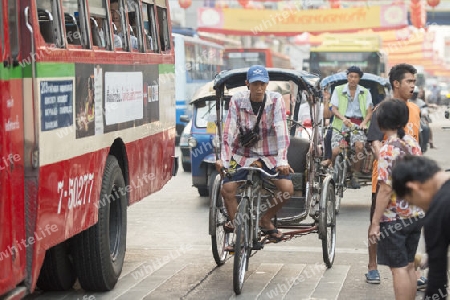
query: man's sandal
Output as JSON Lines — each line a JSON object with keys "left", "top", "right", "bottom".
{"left": 261, "top": 228, "right": 285, "bottom": 242}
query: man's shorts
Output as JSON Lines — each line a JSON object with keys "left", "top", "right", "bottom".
{"left": 377, "top": 217, "right": 424, "bottom": 268}
{"left": 331, "top": 126, "right": 367, "bottom": 149}
{"left": 222, "top": 159, "right": 291, "bottom": 184}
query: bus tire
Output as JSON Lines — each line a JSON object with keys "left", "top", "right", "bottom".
{"left": 36, "top": 242, "right": 76, "bottom": 291}
{"left": 72, "top": 155, "right": 127, "bottom": 291}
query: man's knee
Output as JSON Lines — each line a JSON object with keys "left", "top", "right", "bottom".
{"left": 354, "top": 141, "right": 364, "bottom": 152}
{"left": 275, "top": 180, "right": 294, "bottom": 198}
{"left": 332, "top": 147, "right": 340, "bottom": 156}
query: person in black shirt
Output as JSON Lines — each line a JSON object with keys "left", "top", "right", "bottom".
{"left": 392, "top": 155, "right": 450, "bottom": 300}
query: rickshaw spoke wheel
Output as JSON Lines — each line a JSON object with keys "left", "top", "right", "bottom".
{"left": 320, "top": 179, "right": 336, "bottom": 268}
{"left": 334, "top": 154, "right": 345, "bottom": 214}
{"left": 233, "top": 197, "right": 249, "bottom": 295}
{"left": 210, "top": 174, "right": 229, "bottom": 266}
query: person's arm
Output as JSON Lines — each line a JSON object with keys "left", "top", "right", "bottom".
{"left": 322, "top": 90, "right": 333, "bottom": 119}
{"left": 323, "top": 101, "right": 332, "bottom": 119}
{"left": 360, "top": 90, "right": 373, "bottom": 129}
{"left": 424, "top": 205, "right": 449, "bottom": 299}
{"left": 371, "top": 182, "right": 391, "bottom": 225}
{"left": 360, "top": 105, "right": 373, "bottom": 130}
{"left": 220, "top": 97, "right": 239, "bottom": 168}
{"left": 369, "top": 148, "right": 393, "bottom": 238}
{"left": 424, "top": 243, "right": 448, "bottom": 299}
{"left": 274, "top": 94, "right": 290, "bottom": 167}
{"left": 366, "top": 109, "right": 384, "bottom": 160}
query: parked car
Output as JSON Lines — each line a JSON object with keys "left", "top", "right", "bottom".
{"left": 179, "top": 119, "right": 192, "bottom": 172}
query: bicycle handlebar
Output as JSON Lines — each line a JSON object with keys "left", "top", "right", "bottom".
{"left": 288, "top": 119, "right": 318, "bottom": 130}
{"left": 220, "top": 166, "right": 279, "bottom": 179}
{"left": 328, "top": 125, "right": 367, "bottom": 135}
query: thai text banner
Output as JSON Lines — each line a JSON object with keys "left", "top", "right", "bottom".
{"left": 197, "top": 4, "right": 407, "bottom": 35}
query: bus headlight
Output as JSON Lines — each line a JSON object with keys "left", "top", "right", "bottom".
{"left": 212, "top": 135, "right": 220, "bottom": 148}
{"left": 188, "top": 137, "right": 197, "bottom": 148}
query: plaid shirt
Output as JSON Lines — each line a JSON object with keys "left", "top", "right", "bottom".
{"left": 221, "top": 90, "right": 290, "bottom": 169}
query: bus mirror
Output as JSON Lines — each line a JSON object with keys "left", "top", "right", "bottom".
{"left": 180, "top": 115, "right": 190, "bottom": 123}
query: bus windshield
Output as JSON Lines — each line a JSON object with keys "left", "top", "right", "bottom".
{"left": 223, "top": 48, "right": 291, "bottom": 69}
{"left": 225, "top": 52, "right": 266, "bottom": 69}
{"left": 309, "top": 51, "right": 382, "bottom": 77}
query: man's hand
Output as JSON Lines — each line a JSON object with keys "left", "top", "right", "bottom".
{"left": 276, "top": 164, "right": 294, "bottom": 176}
{"left": 360, "top": 122, "right": 368, "bottom": 130}
{"left": 343, "top": 118, "right": 352, "bottom": 128}
{"left": 215, "top": 160, "right": 223, "bottom": 173}
{"left": 369, "top": 221, "right": 380, "bottom": 242}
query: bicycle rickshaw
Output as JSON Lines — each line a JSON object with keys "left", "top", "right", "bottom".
{"left": 208, "top": 68, "right": 336, "bottom": 294}
{"left": 319, "top": 72, "right": 392, "bottom": 212}
{"left": 183, "top": 81, "right": 291, "bottom": 197}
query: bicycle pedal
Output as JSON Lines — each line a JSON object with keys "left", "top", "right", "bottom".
{"left": 252, "top": 241, "right": 264, "bottom": 250}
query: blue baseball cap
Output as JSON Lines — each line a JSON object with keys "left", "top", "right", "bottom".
{"left": 247, "top": 65, "right": 269, "bottom": 83}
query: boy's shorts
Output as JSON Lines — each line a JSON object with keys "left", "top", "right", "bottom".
{"left": 377, "top": 217, "right": 424, "bottom": 268}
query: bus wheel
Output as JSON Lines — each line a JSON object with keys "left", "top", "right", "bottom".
{"left": 72, "top": 155, "right": 127, "bottom": 291}
{"left": 36, "top": 242, "right": 76, "bottom": 291}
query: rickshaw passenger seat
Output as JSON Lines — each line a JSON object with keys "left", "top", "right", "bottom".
{"left": 287, "top": 137, "right": 309, "bottom": 173}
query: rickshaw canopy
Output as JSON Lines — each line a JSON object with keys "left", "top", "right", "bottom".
{"left": 213, "top": 68, "right": 320, "bottom": 94}
{"left": 320, "top": 72, "right": 391, "bottom": 106}
{"left": 190, "top": 81, "right": 247, "bottom": 105}
{"left": 319, "top": 72, "right": 391, "bottom": 90}
{"left": 190, "top": 80, "right": 300, "bottom": 105}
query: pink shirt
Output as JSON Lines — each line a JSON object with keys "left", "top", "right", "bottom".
{"left": 221, "top": 90, "right": 290, "bottom": 169}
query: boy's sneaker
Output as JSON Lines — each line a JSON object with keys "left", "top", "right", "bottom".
{"left": 417, "top": 276, "right": 427, "bottom": 291}
{"left": 365, "top": 270, "right": 380, "bottom": 284}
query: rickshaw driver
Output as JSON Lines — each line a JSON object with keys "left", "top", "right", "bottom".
{"left": 215, "top": 65, "right": 294, "bottom": 243}
{"left": 330, "top": 66, "right": 373, "bottom": 189}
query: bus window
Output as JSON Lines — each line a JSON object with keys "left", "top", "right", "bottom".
{"left": 156, "top": 1, "right": 170, "bottom": 52}
{"left": 89, "top": 0, "right": 111, "bottom": 49}
{"left": 110, "top": 0, "right": 127, "bottom": 50}
{"left": 126, "top": 0, "right": 144, "bottom": 52}
{"left": 142, "top": 1, "right": 159, "bottom": 52}
{"left": 63, "top": 0, "right": 92, "bottom": 48}
{"left": 37, "top": 0, "right": 64, "bottom": 47}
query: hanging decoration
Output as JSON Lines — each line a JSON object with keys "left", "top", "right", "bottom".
{"left": 238, "top": 0, "right": 250, "bottom": 8}
{"left": 329, "top": 0, "right": 340, "bottom": 9}
{"left": 178, "top": 0, "right": 192, "bottom": 9}
{"left": 426, "top": 0, "right": 440, "bottom": 7}
{"left": 410, "top": 0, "right": 426, "bottom": 28}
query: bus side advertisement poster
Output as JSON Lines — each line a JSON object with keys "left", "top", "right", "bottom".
{"left": 40, "top": 80, "right": 74, "bottom": 132}
{"left": 74, "top": 64, "right": 160, "bottom": 139}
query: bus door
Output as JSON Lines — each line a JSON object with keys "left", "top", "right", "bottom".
{"left": 0, "top": 0, "right": 27, "bottom": 296}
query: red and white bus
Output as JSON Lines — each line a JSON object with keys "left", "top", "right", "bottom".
{"left": 0, "top": 0, "right": 177, "bottom": 298}
{"left": 223, "top": 48, "right": 292, "bottom": 70}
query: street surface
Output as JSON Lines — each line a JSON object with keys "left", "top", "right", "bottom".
{"left": 28, "top": 107, "right": 450, "bottom": 300}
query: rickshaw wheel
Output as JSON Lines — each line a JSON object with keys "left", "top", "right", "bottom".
{"left": 233, "top": 197, "right": 250, "bottom": 295}
{"left": 209, "top": 173, "right": 229, "bottom": 266}
{"left": 319, "top": 177, "right": 336, "bottom": 268}
{"left": 334, "top": 154, "right": 345, "bottom": 214}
